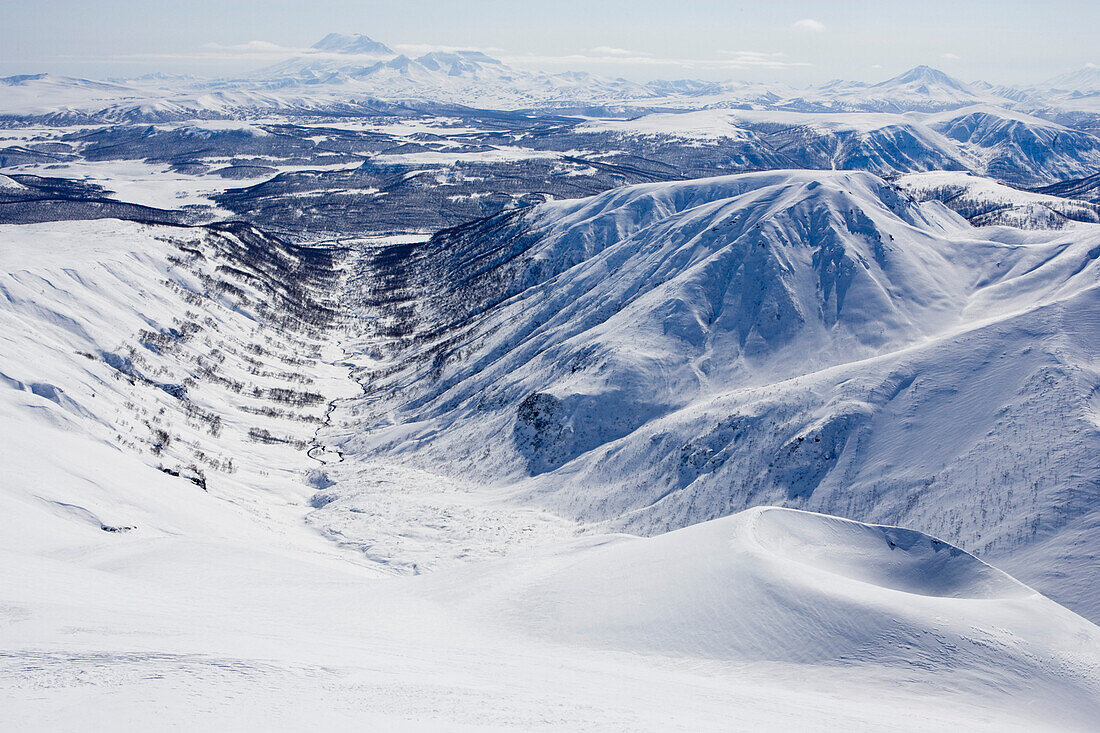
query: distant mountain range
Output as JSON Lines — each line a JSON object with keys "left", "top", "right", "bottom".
{"left": 2, "top": 32, "right": 1099, "bottom": 120}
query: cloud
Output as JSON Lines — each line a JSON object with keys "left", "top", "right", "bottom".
{"left": 941, "top": 52, "right": 961, "bottom": 60}
{"left": 717, "top": 50, "right": 786, "bottom": 59}
{"left": 202, "top": 41, "right": 291, "bottom": 54}
{"left": 502, "top": 51, "right": 809, "bottom": 71}
{"left": 871, "top": 64, "right": 882, "bottom": 69}
{"left": 793, "top": 19, "right": 826, "bottom": 32}
{"left": 591, "top": 46, "right": 638, "bottom": 56}
{"left": 86, "top": 39, "right": 811, "bottom": 74}
{"left": 392, "top": 43, "right": 506, "bottom": 56}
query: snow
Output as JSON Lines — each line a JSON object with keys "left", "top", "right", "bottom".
{"left": 10, "top": 505, "right": 1096, "bottom": 731}
{"left": 342, "top": 169, "right": 1100, "bottom": 622}
{"left": 896, "top": 170, "right": 1100, "bottom": 227}
{"left": 574, "top": 106, "right": 1100, "bottom": 185}
{"left": 3, "top": 214, "right": 1099, "bottom": 730}
{"left": 371, "top": 148, "right": 560, "bottom": 166}
{"left": 578, "top": 110, "right": 758, "bottom": 141}
{"left": 0, "top": 53, "right": 1094, "bottom": 123}
{"left": 4, "top": 39, "right": 1100, "bottom": 728}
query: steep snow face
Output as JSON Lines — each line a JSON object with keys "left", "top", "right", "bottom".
{"left": 0, "top": 219, "right": 353, "bottom": 553}
{"left": 348, "top": 171, "right": 972, "bottom": 469}
{"left": 932, "top": 110, "right": 1100, "bottom": 186}
{"left": 343, "top": 169, "right": 1100, "bottom": 619}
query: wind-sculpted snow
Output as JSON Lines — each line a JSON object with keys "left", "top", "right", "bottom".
{"left": 419, "top": 507, "right": 1100, "bottom": 727}
{"left": 345, "top": 169, "right": 1100, "bottom": 620}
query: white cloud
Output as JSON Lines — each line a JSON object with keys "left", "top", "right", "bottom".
{"left": 941, "top": 52, "right": 961, "bottom": 60}
{"left": 591, "top": 46, "right": 638, "bottom": 56}
{"left": 392, "top": 43, "right": 506, "bottom": 56}
{"left": 793, "top": 19, "right": 826, "bottom": 32}
{"left": 202, "top": 41, "right": 291, "bottom": 54}
{"left": 503, "top": 51, "right": 809, "bottom": 70}
{"left": 717, "top": 50, "right": 786, "bottom": 59}
{"left": 95, "top": 40, "right": 811, "bottom": 74}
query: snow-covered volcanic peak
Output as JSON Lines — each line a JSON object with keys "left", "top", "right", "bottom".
{"left": 309, "top": 32, "right": 394, "bottom": 55}
{"left": 793, "top": 64, "right": 992, "bottom": 112}
{"left": 239, "top": 33, "right": 653, "bottom": 105}
{"left": 418, "top": 50, "right": 503, "bottom": 71}
{"left": 874, "top": 64, "right": 974, "bottom": 95}
{"left": 1043, "top": 63, "right": 1100, "bottom": 94}
{"left": 350, "top": 50, "right": 511, "bottom": 82}
{"left": 1, "top": 33, "right": 1095, "bottom": 120}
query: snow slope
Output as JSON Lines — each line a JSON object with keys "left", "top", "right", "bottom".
{"left": 6, "top": 498, "right": 1098, "bottom": 731}
{"left": 897, "top": 170, "right": 1100, "bottom": 227}
{"left": 1, "top": 215, "right": 1099, "bottom": 729}
{"left": 430, "top": 507, "right": 1100, "bottom": 710}
{"left": 0, "top": 218, "right": 354, "bottom": 548}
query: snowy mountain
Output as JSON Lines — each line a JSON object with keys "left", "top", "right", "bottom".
{"left": 1037, "top": 170, "right": 1100, "bottom": 203}
{"left": 343, "top": 169, "right": 1100, "bottom": 619}
{"left": 2, "top": 214, "right": 1099, "bottom": 730}
{"left": 2, "top": 45, "right": 1097, "bottom": 124}
{"left": 247, "top": 34, "right": 655, "bottom": 106}
{"left": 579, "top": 106, "right": 1100, "bottom": 186}
{"left": 310, "top": 32, "right": 394, "bottom": 55}
{"left": 782, "top": 65, "right": 997, "bottom": 112}
{"left": 897, "top": 170, "right": 1100, "bottom": 227}
{"left": 1044, "top": 64, "right": 1100, "bottom": 94}
{"left": 930, "top": 107, "right": 1100, "bottom": 185}
{"left": 4, "top": 26, "right": 1100, "bottom": 731}
{"left": 873, "top": 65, "right": 975, "bottom": 98}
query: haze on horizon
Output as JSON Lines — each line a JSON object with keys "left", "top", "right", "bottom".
{"left": 1, "top": 0, "right": 1096, "bottom": 86}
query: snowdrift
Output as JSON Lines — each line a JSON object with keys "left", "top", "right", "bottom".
{"left": 425, "top": 507, "right": 1100, "bottom": 726}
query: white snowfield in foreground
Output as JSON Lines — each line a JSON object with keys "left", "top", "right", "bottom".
{"left": 0, "top": 212, "right": 1099, "bottom": 729}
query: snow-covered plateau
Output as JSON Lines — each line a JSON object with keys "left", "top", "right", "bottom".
{"left": 3, "top": 31, "right": 1100, "bottom": 732}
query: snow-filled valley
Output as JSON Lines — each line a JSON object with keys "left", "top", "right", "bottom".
{"left": 3, "top": 28, "right": 1100, "bottom": 732}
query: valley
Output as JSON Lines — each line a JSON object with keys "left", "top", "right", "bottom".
{"left": 2, "top": 29, "right": 1100, "bottom": 732}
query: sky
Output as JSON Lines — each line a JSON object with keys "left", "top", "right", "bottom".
{"left": 1, "top": 0, "right": 1096, "bottom": 85}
